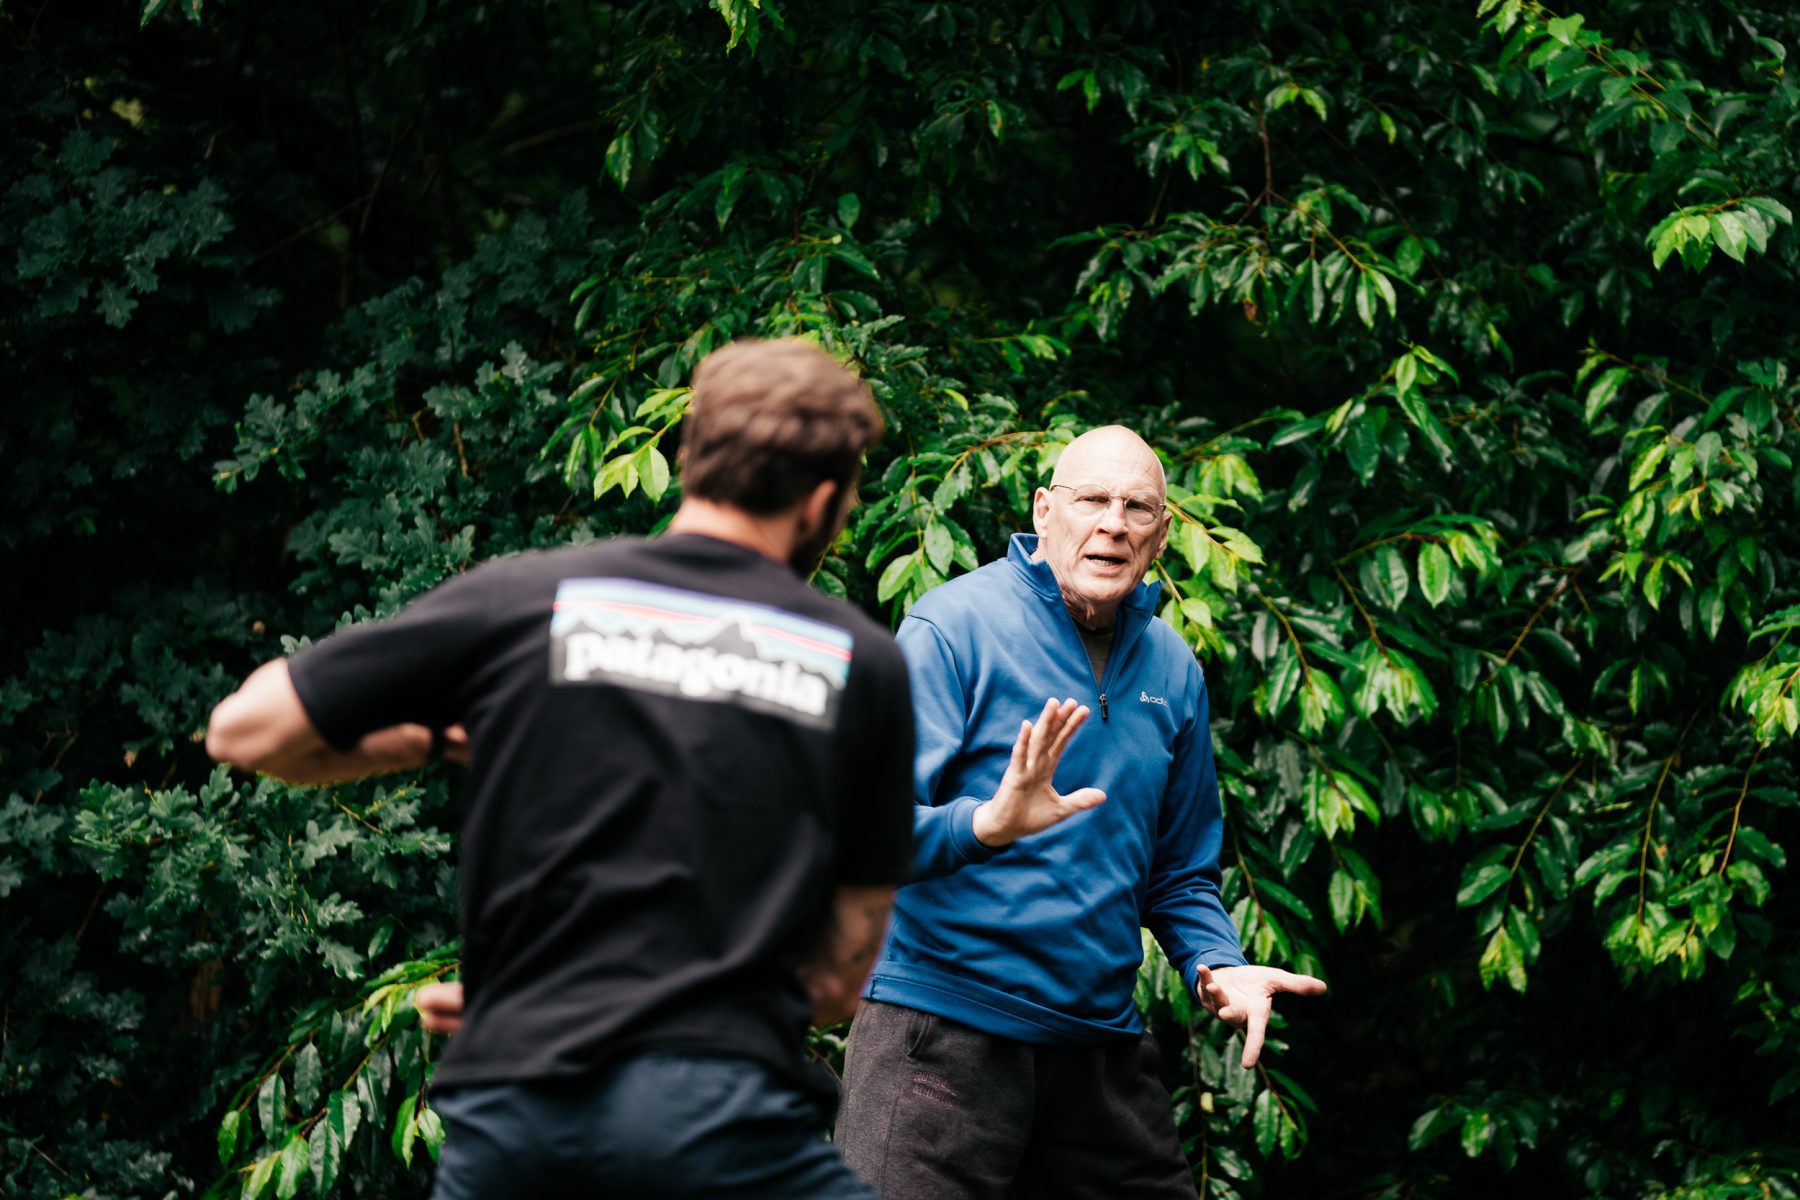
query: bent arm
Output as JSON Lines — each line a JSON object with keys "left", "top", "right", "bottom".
{"left": 1143, "top": 676, "right": 1247, "bottom": 981}
{"left": 898, "top": 618, "right": 1006, "bottom": 881}
{"left": 799, "top": 884, "right": 895, "bottom": 1026}
{"left": 207, "top": 660, "right": 453, "bottom": 784}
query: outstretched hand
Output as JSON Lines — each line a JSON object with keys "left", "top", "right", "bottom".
{"left": 972, "top": 697, "right": 1106, "bottom": 848}
{"left": 1195, "top": 964, "right": 1328, "bottom": 1069}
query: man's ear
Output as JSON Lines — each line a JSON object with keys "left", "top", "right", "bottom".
{"left": 1152, "top": 510, "right": 1172, "bottom": 559}
{"left": 799, "top": 478, "right": 842, "bottom": 538}
{"left": 1031, "top": 487, "right": 1052, "bottom": 537}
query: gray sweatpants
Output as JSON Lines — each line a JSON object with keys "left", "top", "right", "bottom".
{"left": 835, "top": 1001, "right": 1196, "bottom": 1200}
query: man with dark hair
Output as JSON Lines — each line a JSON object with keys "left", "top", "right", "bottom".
{"left": 835, "top": 426, "right": 1326, "bottom": 1200}
{"left": 206, "top": 337, "right": 1067, "bottom": 1199}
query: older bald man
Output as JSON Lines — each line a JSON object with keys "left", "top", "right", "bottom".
{"left": 835, "top": 426, "right": 1324, "bottom": 1200}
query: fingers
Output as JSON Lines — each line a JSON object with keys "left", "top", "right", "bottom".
{"left": 1064, "top": 786, "right": 1106, "bottom": 813}
{"left": 441, "top": 724, "right": 472, "bottom": 765}
{"left": 1240, "top": 1005, "right": 1269, "bottom": 1069}
{"left": 1007, "top": 718, "right": 1033, "bottom": 778}
{"left": 1193, "top": 964, "right": 1230, "bottom": 1020}
{"left": 1043, "top": 701, "right": 1090, "bottom": 763}
{"left": 1274, "top": 970, "right": 1329, "bottom": 996}
{"left": 1020, "top": 698, "right": 1087, "bottom": 773}
{"left": 415, "top": 982, "right": 465, "bottom": 1036}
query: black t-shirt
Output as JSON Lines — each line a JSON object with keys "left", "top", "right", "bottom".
{"left": 287, "top": 533, "right": 915, "bottom": 1093}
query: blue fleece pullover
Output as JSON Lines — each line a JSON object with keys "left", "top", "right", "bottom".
{"left": 863, "top": 534, "right": 1247, "bottom": 1044}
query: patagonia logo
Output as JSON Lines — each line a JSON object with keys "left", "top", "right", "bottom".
{"left": 1139, "top": 691, "right": 1168, "bottom": 707}
{"left": 548, "top": 579, "right": 852, "bottom": 730}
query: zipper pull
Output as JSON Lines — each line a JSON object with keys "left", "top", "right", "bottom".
{"left": 1099, "top": 693, "right": 1108, "bottom": 722}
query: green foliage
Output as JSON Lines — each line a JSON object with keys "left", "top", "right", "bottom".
{"left": 4, "top": 1, "right": 1799, "bottom": 1198}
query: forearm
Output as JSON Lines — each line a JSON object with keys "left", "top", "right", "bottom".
{"left": 207, "top": 660, "right": 441, "bottom": 785}
{"left": 798, "top": 884, "right": 894, "bottom": 1025}
{"left": 910, "top": 798, "right": 1002, "bottom": 882}
{"left": 248, "top": 723, "right": 438, "bottom": 785}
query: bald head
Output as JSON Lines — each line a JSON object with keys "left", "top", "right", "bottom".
{"left": 1050, "top": 426, "right": 1166, "bottom": 501}
{"left": 1033, "top": 426, "right": 1172, "bottom": 629}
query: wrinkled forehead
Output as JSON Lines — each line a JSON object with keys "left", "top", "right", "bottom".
{"left": 1050, "top": 435, "right": 1167, "bottom": 500}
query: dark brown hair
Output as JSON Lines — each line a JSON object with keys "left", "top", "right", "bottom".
{"left": 679, "top": 337, "right": 883, "bottom": 513}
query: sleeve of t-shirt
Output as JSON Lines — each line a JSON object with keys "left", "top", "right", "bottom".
{"left": 286, "top": 565, "right": 502, "bottom": 751}
{"left": 832, "top": 630, "right": 916, "bottom": 886}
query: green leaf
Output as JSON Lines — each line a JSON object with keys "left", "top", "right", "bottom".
{"left": 1710, "top": 212, "right": 1749, "bottom": 263}
{"left": 1418, "top": 542, "right": 1452, "bottom": 607}
{"left": 246, "top": 1153, "right": 278, "bottom": 1200}
{"left": 275, "top": 1133, "right": 309, "bottom": 1200}
{"left": 310, "top": 1093, "right": 346, "bottom": 1195}
{"left": 1364, "top": 544, "right": 1410, "bottom": 609}
{"left": 604, "top": 130, "right": 635, "bottom": 191}
{"left": 392, "top": 1092, "right": 420, "bottom": 1166}
{"left": 257, "top": 1071, "right": 286, "bottom": 1140}
{"left": 1457, "top": 863, "right": 1509, "bottom": 907}
{"left": 1327, "top": 868, "right": 1357, "bottom": 933}
{"left": 1408, "top": 1104, "right": 1459, "bottom": 1150}
{"left": 417, "top": 1104, "right": 447, "bottom": 1163}
{"left": 1584, "top": 366, "right": 1629, "bottom": 424}
{"left": 1371, "top": 270, "right": 1398, "bottom": 318}
{"left": 1546, "top": 14, "right": 1584, "bottom": 43}
{"left": 876, "top": 551, "right": 917, "bottom": 602}
{"left": 1254, "top": 1087, "right": 1280, "bottom": 1154}
{"left": 1629, "top": 439, "right": 1667, "bottom": 490}
{"left": 923, "top": 521, "right": 954, "bottom": 575}
{"left": 837, "top": 192, "right": 861, "bottom": 229}
{"left": 218, "top": 1108, "right": 243, "bottom": 1166}
{"left": 640, "top": 446, "right": 672, "bottom": 502}
{"left": 1461, "top": 1108, "right": 1496, "bottom": 1157}
{"left": 1651, "top": 217, "right": 1685, "bottom": 270}
{"left": 291, "top": 1043, "right": 321, "bottom": 1111}
{"left": 1742, "top": 195, "right": 1793, "bottom": 226}
{"left": 1394, "top": 353, "right": 1418, "bottom": 398}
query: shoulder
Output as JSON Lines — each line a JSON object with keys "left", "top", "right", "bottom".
{"left": 907, "top": 559, "right": 1025, "bottom": 631}
{"left": 459, "top": 538, "right": 635, "bottom": 585}
{"left": 1139, "top": 612, "right": 1208, "bottom": 689}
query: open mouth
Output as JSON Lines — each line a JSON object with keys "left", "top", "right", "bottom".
{"left": 1084, "top": 553, "right": 1128, "bottom": 569}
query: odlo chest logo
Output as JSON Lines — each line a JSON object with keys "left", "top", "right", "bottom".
{"left": 1140, "top": 691, "right": 1168, "bottom": 707}
{"left": 548, "top": 579, "right": 852, "bottom": 730}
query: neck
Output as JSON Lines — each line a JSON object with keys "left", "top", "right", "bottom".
{"left": 666, "top": 499, "right": 793, "bottom": 564}
{"left": 1062, "top": 591, "right": 1119, "bottom": 632}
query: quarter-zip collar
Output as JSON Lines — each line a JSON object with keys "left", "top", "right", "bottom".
{"left": 1005, "top": 533, "right": 1158, "bottom": 721}
{"left": 1004, "top": 533, "right": 1162, "bottom": 618}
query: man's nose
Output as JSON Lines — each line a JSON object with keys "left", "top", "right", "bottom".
{"left": 1094, "top": 499, "right": 1131, "bottom": 532}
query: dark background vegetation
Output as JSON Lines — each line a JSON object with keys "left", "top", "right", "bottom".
{"left": 3, "top": 1, "right": 1797, "bottom": 1197}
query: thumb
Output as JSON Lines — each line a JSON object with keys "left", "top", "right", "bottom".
{"left": 1064, "top": 787, "right": 1106, "bottom": 811}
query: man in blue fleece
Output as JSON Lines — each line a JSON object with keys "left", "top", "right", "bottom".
{"left": 835, "top": 425, "right": 1325, "bottom": 1199}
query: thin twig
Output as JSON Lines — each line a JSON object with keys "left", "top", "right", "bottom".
{"left": 1636, "top": 710, "right": 1702, "bottom": 928}
{"left": 1716, "top": 745, "right": 1767, "bottom": 876}
{"left": 1484, "top": 569, "right": 1578, "bottom": 683}
{"left": 1332, "top": 564, "right": 1391, "bottom": 662}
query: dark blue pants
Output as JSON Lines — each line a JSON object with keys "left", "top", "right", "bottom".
{"left": 429, "top": 1052, "right": 877, "bottom": 1200}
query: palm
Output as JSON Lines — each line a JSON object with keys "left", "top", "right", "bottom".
{"left": 973, "top": 697, "right": 1107, "bottom": 846}
{"left": 1194, "top": 964, "right": 1328, "bottom": 1069}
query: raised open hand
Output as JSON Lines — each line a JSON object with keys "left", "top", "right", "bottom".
{"left": 1194, "top": 963, "right": 1328, "bottom": 1069}
{"left": 971, "top": 697, "right": 1107, "bottom": 848}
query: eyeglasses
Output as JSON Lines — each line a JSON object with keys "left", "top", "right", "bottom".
{"left": 1048, "top": 484, "right": 1164, "bottom": 528}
